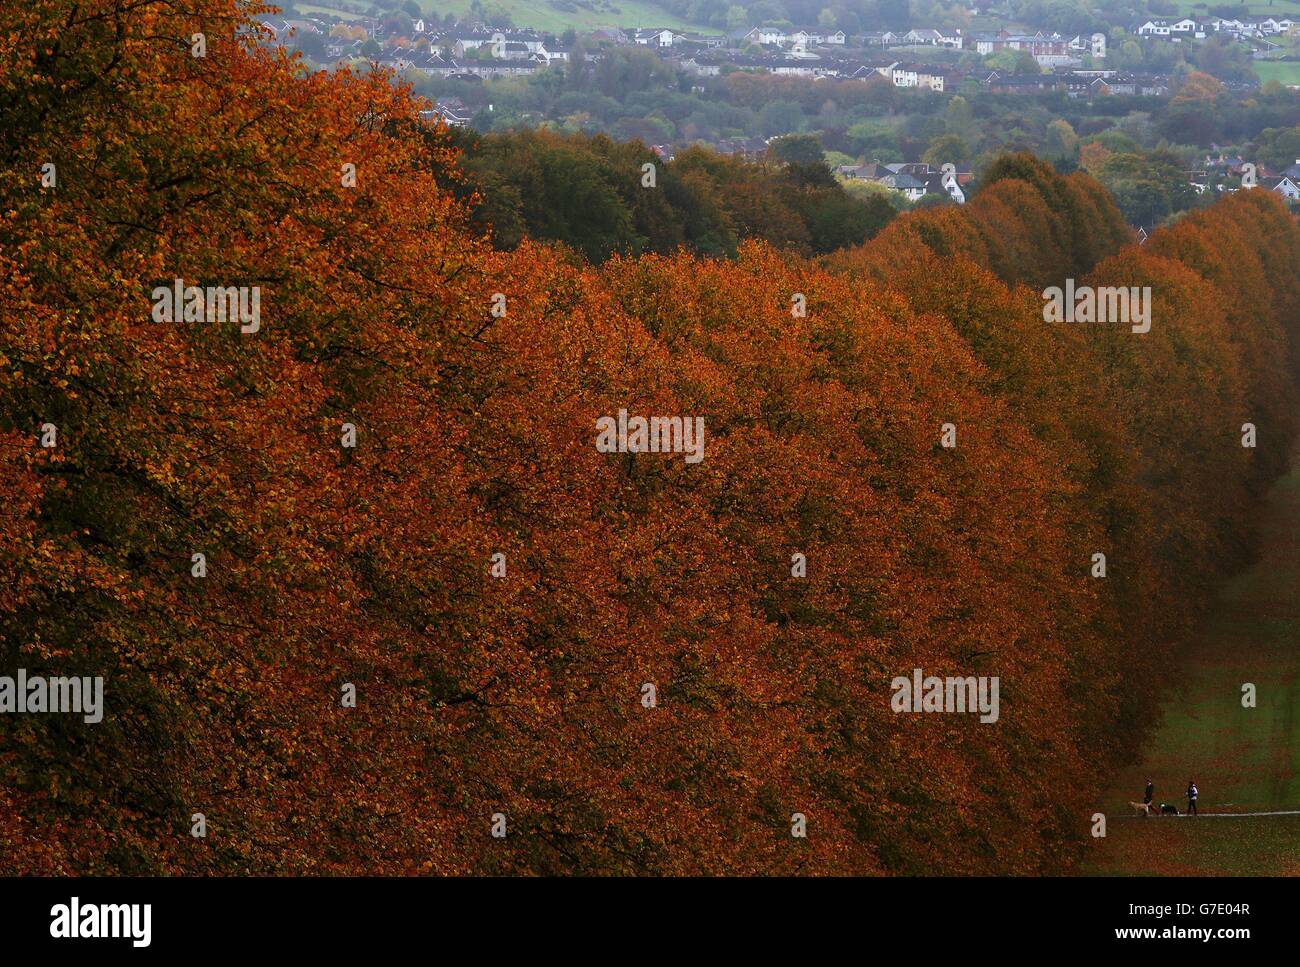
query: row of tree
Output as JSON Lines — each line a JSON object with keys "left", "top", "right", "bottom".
{"left": 449, "top": 127, "right": 897, "bottom": 259}
{"left": 2, "top": 0, "right": 1298, "bottom": 874}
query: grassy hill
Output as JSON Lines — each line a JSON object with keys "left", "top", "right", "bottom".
{"left": 292, "top": 0, "right": 704, "bottom": 32}
{"left": 1172, "top": 0, "right": 1300, "bottom": 14}
{"left": 1082, "top": 448, "right": 1300, "bottom": 876}
{"left": 1254, "top": 59, "right": 1300, "bottom": 87}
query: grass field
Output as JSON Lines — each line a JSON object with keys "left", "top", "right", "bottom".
{"left": 1254, "top": 59, "right": 1300, "bottom": 87}
{"left": 287, "top": 0, "right": 701, "bottom": 32}
{"left": 1083, "top": 451, "right": 1300, "bottom": 876}
{"left": 430, "top": 0, "right": 698, "bottom": 32}
{"left": 1171, "top": 0, "right": 1300, "bottom": 14}
{"left": 294, "top": 2, "right": 367, "bottom": 19}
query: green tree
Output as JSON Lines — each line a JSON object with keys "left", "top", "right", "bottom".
{"left": 1044, "top": 119, "right": 1079, "bottom": 161}
{"left": 923, "top": 133, "right": 971, "bottom": 166}
{"left": 1252, "top": 126, "right": 1300, "bottom": 170}
{"left": 769, "top": 133, "right": 826, "bottom": 165}
{"left": 944, "top": 95, "right": 974, "bottom": 138}
{"left": 847, "top": 120, "right": 902, "bottom": 160}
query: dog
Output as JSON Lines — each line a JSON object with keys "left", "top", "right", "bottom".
{"left": 1159, "top": 803, "right": 1179, "bottom": 815}
{"left": 1130, "top": 801, "right": 1156, "bottom": 816}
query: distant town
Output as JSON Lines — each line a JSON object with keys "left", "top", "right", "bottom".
{"left": 259, "top": 11, "right": 1298, "bottom": 94}
{"left": 256, "top": 7, "right": 1300, "bottom": 213}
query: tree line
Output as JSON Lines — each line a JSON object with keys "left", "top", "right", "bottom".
{"left": 445, "top": 126, "right": 897, "bottom": 259}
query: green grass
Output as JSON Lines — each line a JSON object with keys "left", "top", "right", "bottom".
{"left": 1082, "top": 455, "right": 1300, "bottom": 875}
{"left": 883, "top": 45, "right": 963, "bottom": 65}
{"left": 1170, "top": 0, "right": 1300, "bottom": 15}
{"left": 1254, "top": 59, "right": 1300, "bottom": 87}
{"left": 423, "top": 0, "right": 702, "bottom": 33}
{"left": 294, "top": 2, "right": 366, "bottom": 18}
{"left": 285, "top": 0, "right": 704, "bottom": 32}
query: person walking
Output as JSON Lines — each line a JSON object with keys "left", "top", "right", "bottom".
{"left": 1144, "top": 778, "right": 1154, "bottom": 805}
{"left": 1187, "top": 779, "right": 1198, "bottom": 816}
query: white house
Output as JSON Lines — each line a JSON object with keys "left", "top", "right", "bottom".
{"left": 1272, "top": 175, "right": 1300, "bottom": 200}
{"left": 880, "top": 171, "right": 926, "bottom": 201}
{"left": 742, "top": 26, "right": 787, "bottom": 46}
{"left": 862, "top": 30, "right": 900, "bottom": 46}
{"left": 903, "top": 28, "right": 944, "bottom": 45}
{"left": 891, "top": 63, "right": 920, "bottom": 87}
{"left": 788, "top": 28, "right": 845, "bottom": 48}
{"left": 928, "top": 169, "right": 966, "bottom": 203}
{"left": 634, "top": 28, "right": 678, "bottom": 47}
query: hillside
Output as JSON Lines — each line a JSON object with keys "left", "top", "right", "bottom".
{"left": 295, "top": 0, "right": 705, "bottom": 32}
